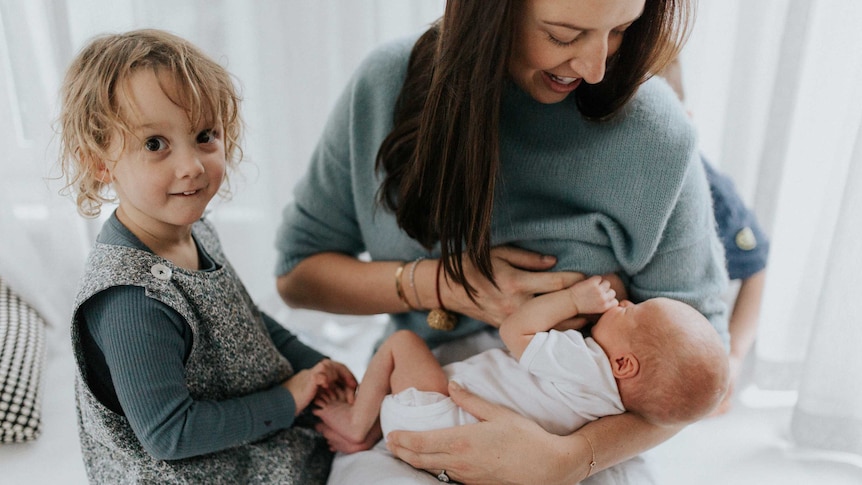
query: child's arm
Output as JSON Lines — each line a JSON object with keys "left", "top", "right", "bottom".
{"left": 81, "top": 287, "right": 320, "bottom": 460}
{"left": 283, "top": 359, "right": 355, "bottom": 414}
{"left": 499, "top": 275, "right": 618, "bottom": 359}
{"left": 263, "top": 312, "right": 357, "bottom": 401}
{"left": 263, "top": 312, "right": 326, "bottom": 370}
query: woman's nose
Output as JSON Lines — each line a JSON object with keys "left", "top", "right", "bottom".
{"left": 570, "top": 34, "right": 608, "bottom": 84}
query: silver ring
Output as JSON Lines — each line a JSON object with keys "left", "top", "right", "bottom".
{"left": 437, "top": 470, "right": 450, "bottom": 482}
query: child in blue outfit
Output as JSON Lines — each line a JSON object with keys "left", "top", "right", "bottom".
{"left": 703, "top": 157, "right": 769, "bottom": 413}
{"left": 58, "top": 29, "right": 356, "bottom": 483}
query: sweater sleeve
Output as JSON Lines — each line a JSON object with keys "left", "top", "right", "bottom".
{"left": 626, "top": 152, "right": 731, "bottom": 344}
{"left": 82, "top": 286, "right": 299, "bottom": 461}
{"left": 262, "top": 312, "right": 326, "bottom": 370}
{"left": 596, "top": 79, "right": 730, "bottom": 344}
{"left": 273, "top": 37, "right": 413, "bottom": 277}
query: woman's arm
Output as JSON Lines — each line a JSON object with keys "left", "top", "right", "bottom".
{"left": 387, "top": 382, "right": 680, "bottom": 485}
{"left": 278, "top": 248, "right": 588, "bottom": 327}
{"left": 278, "top": 253, "right": 410, "bottom": 315}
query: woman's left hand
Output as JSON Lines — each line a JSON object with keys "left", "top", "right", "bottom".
{"left": 385, "top": 382, "right": 576, "bottom": 485}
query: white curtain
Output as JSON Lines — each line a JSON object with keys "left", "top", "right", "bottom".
{"left": 684, "top": 0, "right": 862, "bottom": 458}
{"left": 1, "top": 0, "right": 859, "bottom": 460}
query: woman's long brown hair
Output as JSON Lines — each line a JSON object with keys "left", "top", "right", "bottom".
{"left": 376, "top": 0, "right": 693, "bottom": 299}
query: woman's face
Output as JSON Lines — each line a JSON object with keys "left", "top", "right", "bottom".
{"left": 509, "top": 0, "right": 645, "bottom": 104}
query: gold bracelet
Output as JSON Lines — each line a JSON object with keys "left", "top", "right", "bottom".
{"left": 408, "top": 257, "right": 425, "bottom": 310}
{"left": 581, "top": 434, "right": 596, "bottom": 481}
{"left": 395, "top": 262, "right": 417, "bottom": 311}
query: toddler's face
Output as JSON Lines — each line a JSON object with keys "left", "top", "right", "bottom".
{"left": 103, "top": 69, "right": 226, "bottom": 233}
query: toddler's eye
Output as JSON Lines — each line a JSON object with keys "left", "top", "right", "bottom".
{"left": 197, "top": 129, "right": 218, "bottom": 144}
{"left": 144, "top": 137, "right": 167, "bottom": 152}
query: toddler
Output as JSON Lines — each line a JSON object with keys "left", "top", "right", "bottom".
{"left": 58, "top": 29, "right": 355, "bottom": 484}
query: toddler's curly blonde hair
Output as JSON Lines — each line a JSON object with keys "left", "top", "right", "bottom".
{"left": 58, "top": 29, "right": 243, "bottom": 217}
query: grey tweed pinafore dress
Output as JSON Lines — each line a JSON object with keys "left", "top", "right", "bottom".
{"left": 71, "top": 220, "right": 331, "bottom": 484}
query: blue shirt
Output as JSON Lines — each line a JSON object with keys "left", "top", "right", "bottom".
{"left": 703, "top": 158, "right": 770, "bottom": 280}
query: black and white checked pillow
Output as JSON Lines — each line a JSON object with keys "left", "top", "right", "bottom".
{"left": 0, "top": 277, "right": 45, "bottom": 443}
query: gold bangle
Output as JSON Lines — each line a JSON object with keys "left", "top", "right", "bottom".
{"left": 427, "top": 259, "right": 456, "bottom": 331}
{"left": 581, "top": 434, "right": 596, "bottom": 481}
{"left": 408, "top": 257, "right": 425, "bottom": 310}
{"left": 395, "top": 262, "right": 416, "bottom": 311}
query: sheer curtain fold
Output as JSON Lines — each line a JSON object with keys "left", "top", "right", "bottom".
{"left": 0, "top": 0, "right": 859, "bottom": 461}
{"left": 790, "top": 118, "right": 862, "bottom": 454}
{"left": 0, "top": 0, "right": 90, "bottom": 328}
{"left": 750, "top": 0, "right": 862, "bottom": 456}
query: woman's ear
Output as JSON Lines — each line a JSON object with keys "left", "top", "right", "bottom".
{"left": 611, "top": 353, "right": 640, "bottom": 380}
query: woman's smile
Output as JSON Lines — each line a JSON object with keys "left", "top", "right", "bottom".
{"left": 543, "top": 71, "right": 583, "bottom": 93}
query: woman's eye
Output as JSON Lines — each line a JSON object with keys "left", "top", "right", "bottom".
{"left": 144, "top": 137, "right": 167, "bottom": 152}
{"left": 547, "top": 33, "right": 576, "bottom": 47}
{"left": 197, "top": 129, "right": 218, "bottom": 144}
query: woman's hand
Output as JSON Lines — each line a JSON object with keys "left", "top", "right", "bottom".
{"left": 442, "top": 246, "right": 588, "bottom": 328}
{"left": 386, "top": 382, "right": 584, "bottom": 485}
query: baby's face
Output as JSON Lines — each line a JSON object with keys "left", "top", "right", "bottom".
{"left": 590, "top": 300, "right": 641, "bottom": 351}
{"left": 591, "top": 299, "right": 672, "bottom": 352}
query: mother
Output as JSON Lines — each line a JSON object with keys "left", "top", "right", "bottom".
{"left": 275, "top": 0, "right": 728, "bottom": 483}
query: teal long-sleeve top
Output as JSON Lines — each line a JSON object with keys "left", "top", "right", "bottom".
{"left": 79, "top": 214, "right": 325, "bottom": 460}
{"left": 275, "top": 36, "right": 730, "bottom": 348}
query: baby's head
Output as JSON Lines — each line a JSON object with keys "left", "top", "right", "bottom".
{"left": 591, "top": 297, "right": 729, "bottom": 426}
{"left": 58, "top": 29, "right": 242, "bottom": 217}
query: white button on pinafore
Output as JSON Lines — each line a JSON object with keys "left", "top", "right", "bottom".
{"left": 151, "top": 263, "right": 172, "bottom": 280}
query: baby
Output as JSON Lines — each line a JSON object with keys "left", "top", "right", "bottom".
{"left": 315, "top": 275, "right": 729, "bottom": 452}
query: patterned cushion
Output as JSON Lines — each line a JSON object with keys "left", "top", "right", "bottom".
{"left": 0, "top": 276, "right": 46, "bottom": 443}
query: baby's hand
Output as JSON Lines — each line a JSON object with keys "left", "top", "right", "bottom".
{"left": 569, "top": 275, "right": 618, "bottom": 315}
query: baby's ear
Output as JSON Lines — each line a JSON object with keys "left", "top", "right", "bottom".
{"left": 611, "top": 353, "right": 640, "bottom": 380}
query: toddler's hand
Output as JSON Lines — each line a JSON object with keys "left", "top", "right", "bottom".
{"left": 569, "top": 275, "right": 618, "bottom": 314}
{"left": 328, "top": 360, "right": 358, "bottom": 404}
{"left": 283, "top": 359, "right": 357, "bottom": 415}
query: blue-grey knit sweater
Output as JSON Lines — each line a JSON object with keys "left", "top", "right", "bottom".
{"left": 275, "top": 36, "right": 729, "bottom": 349}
